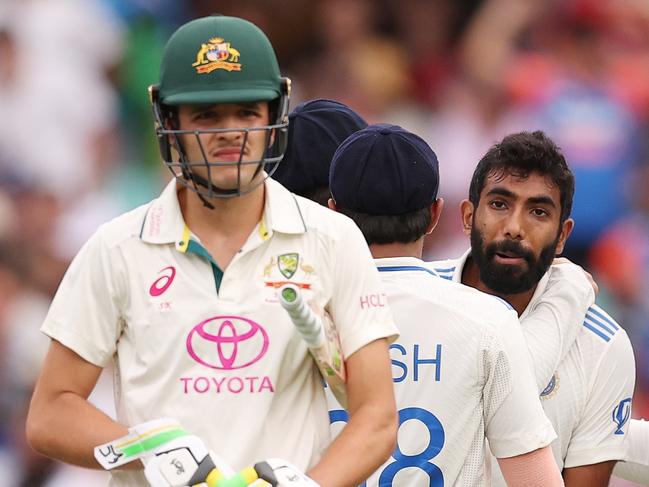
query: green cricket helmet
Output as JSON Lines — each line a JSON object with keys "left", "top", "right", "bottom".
{"left": 149, "top": 15, "right": 290, "bottom": 201}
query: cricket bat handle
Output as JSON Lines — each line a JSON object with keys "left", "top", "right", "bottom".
{"left": 278, "top": 284, "right": 348, "bottom": 408}
{"left": 278, "top": 284, "right": 324, "bottom": 347}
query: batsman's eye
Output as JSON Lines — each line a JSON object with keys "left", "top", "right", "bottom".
{"left": 194, "top": 110, "right": 218, "bottom": 121}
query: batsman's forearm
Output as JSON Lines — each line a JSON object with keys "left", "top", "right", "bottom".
{"left": 26, "top": 390, "right": 131, "bottom": 469}
{"left": 307, "top": 403, "right": 397, "bottom": 487}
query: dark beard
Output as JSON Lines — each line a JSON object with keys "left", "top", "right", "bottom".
{"left": 470, "top": 227, "right": 558, "bottom": 295}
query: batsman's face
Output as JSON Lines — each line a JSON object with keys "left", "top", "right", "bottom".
{"left": 176, "top": 102, "right": 272, "bottom": 190}
{"left": 461, "top": 171, "right": 573, "bottom": 295}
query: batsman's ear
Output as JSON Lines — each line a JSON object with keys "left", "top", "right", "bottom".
{"left": 460, "top": 199, "right": 474, "bottom": 236}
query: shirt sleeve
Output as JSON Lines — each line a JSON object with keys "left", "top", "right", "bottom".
{"left": 327, "top": 217, "right": 399, "bottom": 358}
{"left": 522, "top": 262, "right": 595, "bottom": 393}
{"left": 563, "top": 329, "right": 636, "bottom": 468}
{"left": 483, "top": 310, "right": 557, "bottom": 458}
{"left": 612, "top": 419, "right": 649, "bottom": 484}
{"left": 40, "top": 226, "right": 124, "bottom": 367}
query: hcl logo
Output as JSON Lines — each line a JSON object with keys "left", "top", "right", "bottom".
{"left": 612, "top": 397, "right": 632, "bottom": 435}
{"left": 186, "top": 316, "right": 269, "bottom": 370}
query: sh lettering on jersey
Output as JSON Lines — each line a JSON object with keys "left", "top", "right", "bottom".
{"left": 392, "top": 344, "right": 443, "bottom": 382}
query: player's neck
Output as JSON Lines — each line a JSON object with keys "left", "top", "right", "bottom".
{"left": 178, "top": 183, "right": 265, "bottom": 269}
{"left": 369, "top": 239, "right": 424, "bottom": 260}
{"left": 180, "top": 183, "right": 264, "bottom": 227}
{"left": 461, "top": 256, "right": 534, "bottom": 316}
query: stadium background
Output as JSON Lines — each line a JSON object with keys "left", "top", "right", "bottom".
{"left": 0, "top": 0, "right": 647, "bottom": 485}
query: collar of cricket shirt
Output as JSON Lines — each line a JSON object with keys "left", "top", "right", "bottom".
{"left": 139, "top": 179, "right": 187, "bottom": 250}
{"left": 139, "top": 178, "right": 307, "bottom": 250}
{"left": 263, "top": 178, "right": 308, "bottom": 236}
{"left": 435, "top": 248, "right": 471, "bottom": 283}
{"left": 374, "top": 256, "right": 440, "bottom": 278}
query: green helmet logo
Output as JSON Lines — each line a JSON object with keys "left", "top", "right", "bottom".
{"left": 149, "top": 15, "right": 291, "bottom": 201}
{"left": 192, "top": 37, "right": 241, "bottom": 73}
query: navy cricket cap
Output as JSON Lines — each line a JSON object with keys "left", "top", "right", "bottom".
{"left": 273, "top": 99, "right": 367, "bottom": 195}
{"left": 330, "top": 124, "right": 440, "bottom": 215}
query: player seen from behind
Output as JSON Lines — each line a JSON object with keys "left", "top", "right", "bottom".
{"left": 326, "top": 123, "right": 563, "bottom": 487}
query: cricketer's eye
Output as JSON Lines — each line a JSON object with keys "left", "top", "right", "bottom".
{"left": 489, "top": 200, "right": 507, "bottom": 210}
{"left": 194, "top": 109, "right": 218, "bottom": 121}
{"left": 238, "top": 105, "right": 264, "bottom": 120}
{"left": 531, "top": 208, "right": 549, "bottom": 217}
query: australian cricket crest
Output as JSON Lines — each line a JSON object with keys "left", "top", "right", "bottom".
{"left": 260, "top": 252, "right": 317, "bottom": 303}
{"left": 278, "top": 253, "right": 299, "bottom": 279}
{"left": 192, "top": 37, "right": 241, "bottom": 73}
{"left": 260, "top": 252, "right": 318, "bottom": 303}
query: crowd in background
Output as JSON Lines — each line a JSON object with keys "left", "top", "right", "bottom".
{"left": 0, "top": 0, "right": 648, "bottom": 485}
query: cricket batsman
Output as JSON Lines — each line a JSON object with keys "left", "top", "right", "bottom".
{"left": 25, "top": 15, "right": 399, "bottom": 487}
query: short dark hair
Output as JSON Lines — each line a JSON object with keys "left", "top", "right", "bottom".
{"left": 337, "top": 206, "right": 432, "bottom": 245}
{"left": 302, "top": 185, "right": 331, "bottom": 207}
{"left": 469, "top": 131, "right": 575, "bottom": 224}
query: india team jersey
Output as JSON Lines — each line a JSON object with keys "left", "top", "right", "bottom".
{"left": 41, "top": 179, "right": 398, "bottom": 487}
{"left": 431, "top": 251, "right": 636, "bottom": 478}
{"left": 328, "top": 256, "right": 555, "bottom": 487}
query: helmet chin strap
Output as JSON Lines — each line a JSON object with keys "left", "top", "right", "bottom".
{"left": 182, "top": 162, "right": 266, "bottom": 209}
{"left": 189, "top": 173, "right": 216, "bottom": 210}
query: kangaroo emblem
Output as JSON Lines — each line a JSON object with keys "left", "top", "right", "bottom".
{"left": 263, "top": 257, "right": 276, "bottom": 278}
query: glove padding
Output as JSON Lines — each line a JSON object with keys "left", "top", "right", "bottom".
{"left": 251, "top": 458, "right": 320, "bottom": 487}
{"left": 143, "top": 436, "right": 234, "bottom": 487}
{"left": 93, "top": 417, "right": 234, "bottom": 487}
{"left": 146, "top": 453, "right": 320, "bottom": 487}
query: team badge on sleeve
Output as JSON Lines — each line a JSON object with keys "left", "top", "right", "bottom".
{"left": 540, "top": 373, "right": 559, "bottom": 399}
{"left": 612, "top": 397, "right": 632, "bottom": 435}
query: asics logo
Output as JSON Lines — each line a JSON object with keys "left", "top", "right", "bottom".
{"left": 150, "top": 266, "right": 176, "bottom": 296}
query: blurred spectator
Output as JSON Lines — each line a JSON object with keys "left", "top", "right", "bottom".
{"left": 421, "top": 0, "right": 547, "bottom": 259}
{"left": 0, "top": 0, "right": 125, "bottom": 200}
{"left": 590, "top": 134, "right": 649, "bottom": 419}
{"left": 294, "top": 0, "right": 413, "bottom": 121}
{"left": 507, "top": 1, "right": 645, "bottom": 265}
{"left": 0, "top": 238, "right": 56, "bottom": 486}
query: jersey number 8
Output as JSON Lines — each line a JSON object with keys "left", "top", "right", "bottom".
{"left": 329, "top": 407, "right": 445, "bottom": 486}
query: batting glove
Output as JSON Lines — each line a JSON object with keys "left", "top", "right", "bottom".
{"left": 94, "top": 418, "right": 234, "bottom": 487}
{"left": 251, "top": 458, "right": 320, "bottom": 487}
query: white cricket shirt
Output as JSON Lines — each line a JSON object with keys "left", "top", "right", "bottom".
{"left": 431, "top": 250, "right": 636, "bottom": 479}
{"left": 612, "top": 418, "right": 649, "bottom": 483}
{"left": 328, "top": 256, "right": 555, "bottom": 487}
{"left": 42, "top": 179, "right": 398, "bottom": 486}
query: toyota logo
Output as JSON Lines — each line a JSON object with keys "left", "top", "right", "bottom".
{"left": 186, "top": 316, "right": 269, "bottom": 370}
